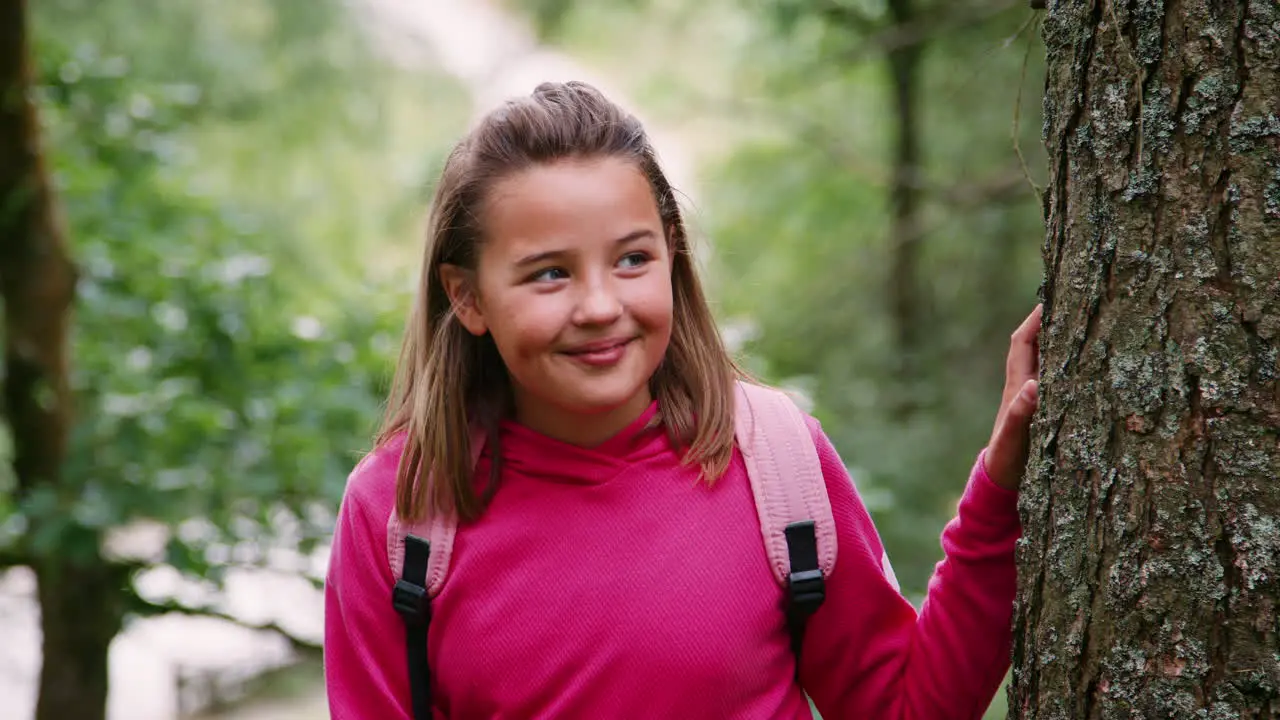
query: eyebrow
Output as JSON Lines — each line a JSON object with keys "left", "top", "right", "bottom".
{"left": 513, "top": 229, "right": 656, "bottom": 267}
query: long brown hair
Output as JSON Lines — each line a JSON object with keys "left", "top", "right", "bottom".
{"left": 379, "top": 81, "right": 742, "bottom": 523}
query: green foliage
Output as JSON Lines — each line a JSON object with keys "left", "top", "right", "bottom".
{"left": 32, "top": 0, "right": 469, "bottom": 295}
{"left": 704, "top": 3, "right": 1048, "bottom": 593}
{"left": 1, "top": 0, "right": 468, "bottom": 578}
{"left": 515, "top": 0, "right": 647, "bottom": 38}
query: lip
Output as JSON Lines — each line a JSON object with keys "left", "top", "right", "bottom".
{"left": 561, "top": 337, "right": 634, "bottom": 355}
{"left": 560, "top": 337, "right": 635, "bottom": 367}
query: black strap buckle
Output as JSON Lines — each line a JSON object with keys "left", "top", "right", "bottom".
{"left": 783, "top": 520, "right": 824, "bottom": 680}
{"left": 393, "top": 579, "right": 429, "bottom": 623}
{"left": 788, "top": 568, "right": 826, "bottom": 614}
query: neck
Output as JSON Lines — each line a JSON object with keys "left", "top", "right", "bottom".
{"left": 511, "top": 387, "right": 654, "bottom": 447}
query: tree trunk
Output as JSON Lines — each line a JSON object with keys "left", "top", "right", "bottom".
{"left": 0, "top": 0, "right": 75, "bottom": 491}
{"left": 1012, "top": 0, "right": 1279, "bottom": 717}
{"left": 886, "top": 0, "right": 925, "bottom": 416}
{"left": 0, "top": 2, "right": 116, "bottom": 720}
{"left": 33, "top": 561, "right": 126, "bottom": 720}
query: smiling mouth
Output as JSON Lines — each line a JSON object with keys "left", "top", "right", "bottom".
{"left": 563, "top": 339, "right": 632, "bottom": 355}
{"left": 560, "top": 338, "right": 635, "bottom": 365}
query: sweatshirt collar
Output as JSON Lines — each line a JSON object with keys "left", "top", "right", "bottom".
{"left": 495, "top": 401, "right": 668, "bottom": 484}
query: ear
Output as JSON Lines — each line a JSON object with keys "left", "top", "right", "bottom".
{"left": 439, "top": 264, "right": 488, "bottom": 336}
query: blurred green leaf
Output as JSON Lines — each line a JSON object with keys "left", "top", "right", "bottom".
{"left": 4, "top": 0, "right": 467, "bottom": 582}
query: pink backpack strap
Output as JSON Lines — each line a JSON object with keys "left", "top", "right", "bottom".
{"left": 385, "top": 427, "right": 486, "bottom": 719}
{"left": 733, "top": 380, "right": 837, "bottom": 586}
{"left": 386, "top": 426, "right": 487, "bottom": 597}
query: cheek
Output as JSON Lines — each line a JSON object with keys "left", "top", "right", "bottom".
{"left": 632, "top": 275, "right": 675, "bottom": 338}
{"left": 484, "top": 292, "right": 566, "bottom": 358}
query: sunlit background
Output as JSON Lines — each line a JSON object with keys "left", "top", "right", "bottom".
{"left": 0, "top": 0, "right": 1048, "bottom": 717}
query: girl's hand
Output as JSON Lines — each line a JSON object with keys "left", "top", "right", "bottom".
{"left": 984, "top": 304, "right": 1042, "bottom": 491}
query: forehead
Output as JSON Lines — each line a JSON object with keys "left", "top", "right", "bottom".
{"left": 480, "top": 157, "right": 662, "bottom": 259}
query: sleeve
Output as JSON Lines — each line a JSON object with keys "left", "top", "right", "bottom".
{"left": 324, "top": 463, "right": 415, "bottom": 720}
{"left": 799, "top": 416, "right": 1021, "bottom": 720}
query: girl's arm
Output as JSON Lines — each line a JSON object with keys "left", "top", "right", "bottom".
{"left": 324, "top": 457, "right": 415, "bottom": 720}
{"left": 800, "top": 416, "right": 1020, "bottom": 720}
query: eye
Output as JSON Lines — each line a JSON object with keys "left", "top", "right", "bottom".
{"left": 529, "top": 266, "right": 568, "bottom": 283}
{"left": 618, "top": 252, "right": 651, "bottom": 270}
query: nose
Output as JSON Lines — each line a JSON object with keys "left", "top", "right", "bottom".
{"left": 571, "top": 275, "right": 623, "bottom": 327}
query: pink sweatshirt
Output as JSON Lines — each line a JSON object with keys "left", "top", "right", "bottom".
{"left": 324, "top": 402, "right": 1020, "bottom": 719}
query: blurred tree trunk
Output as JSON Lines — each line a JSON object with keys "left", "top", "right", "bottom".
{"left": 886, "top": 0, "right": 924, "bottom": 417}
{"left": 33, "top": 562, "right": 127, "bottom": 720}
{"left": 1, "top": 2, "right": 118, "bottom": 720}
{"left": 1011, "top": 0, "right": 1279, "bottom": 717}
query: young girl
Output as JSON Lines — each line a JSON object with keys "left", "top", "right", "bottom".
{"left": 324, "top": 81, "right": 1042, "bottom": 719}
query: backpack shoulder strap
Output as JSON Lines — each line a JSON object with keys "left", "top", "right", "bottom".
{"left": 734, "top": 380, "right": 837, "bottom": 582}
{"left": 386, "top": 426, "right": 486, "bottom": 720}
{"left": 386, "top": 508, "right": 459, "bottom": 601}
{"left": 733, "top": 380, "right": 837, "bottom": 675}
{"left": 385, "top": 425, "right": 487, "bottom": 594}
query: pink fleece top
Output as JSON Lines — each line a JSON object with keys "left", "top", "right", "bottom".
{"left": 324, "top": 402, "right": 1020, "bottom": 719}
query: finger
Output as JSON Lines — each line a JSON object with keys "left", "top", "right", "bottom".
{"left": 990, "top": 377, "right": 1039, "bottom": 450}
{"left": 1005, "top": 379, "right": 1039, "bottom": 424}
{"left": 988, "top": 376, "right": 1039, "bottom": 486}
{"left": 1000, "top": 305, "right": 1042, "bottom": 408}
{"left": 1009, "top": 304, "right": 1042, "bottom": 358}
{"left": 989, "top": 380, "right": 1039, "bottom": 480}
{"left": 1006, "top": 304, "right": 1043, "bottom": 382}
{"left": 994, "top": 377, "right": 1038, "bottom": 431}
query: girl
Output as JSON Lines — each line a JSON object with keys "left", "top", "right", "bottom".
{"left": 324, "top": 81, "right": 1042, "bottom": 719}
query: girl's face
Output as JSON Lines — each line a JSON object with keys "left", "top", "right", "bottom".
{"left": 443, "top": 156, "right": 674, "bottom": 446}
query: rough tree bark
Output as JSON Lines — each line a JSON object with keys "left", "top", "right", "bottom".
{"left": 1012, "top": 0, "right": 1279, "bottom": 717}
{"left": 1, "top": 3, "right": 122, "bottom": 720}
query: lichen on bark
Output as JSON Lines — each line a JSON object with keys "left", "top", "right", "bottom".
{"left": 1011, "top": 0, "right": 1279, "bottom": 717}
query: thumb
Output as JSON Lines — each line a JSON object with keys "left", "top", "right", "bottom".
{"left": 1005, "top": 379, "right": 1040, "bottom": 426}
{"left": 987, "top": 380, "right": 1039, "bottom": 490}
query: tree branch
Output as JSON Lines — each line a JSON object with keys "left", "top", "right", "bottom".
{"left": 123, "top": 587, "right": 322, "bottom": 651}
{"left": 939, "top": 167, "right": 1036, "bottom": 207}
{"left": 837, "top": 0, "right": 1021, "bottom": 63}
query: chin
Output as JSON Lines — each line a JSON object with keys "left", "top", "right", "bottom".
{"left": 563, "top": 393, "right": 639, "bottom": 416}
{"left": 558, "top": 381, "right": 649, "bottom": 416}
